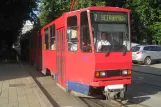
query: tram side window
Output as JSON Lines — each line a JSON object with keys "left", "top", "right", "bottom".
{"left": 50, "top": 24, "right": 56, "bottom": 50}
{"left": 67, "top": 16, "right": 78, "bottom": 52}
{"left": 80, "top": 11, "right": 92, "bottom": 52}
{"left": 44, "top": 28, "right": 49, "bottom": 50}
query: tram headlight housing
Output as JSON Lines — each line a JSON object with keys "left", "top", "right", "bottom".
{"left": 95, "top": 71, "right": 106, "bottom": 77}
{"left": 122, "top": 70, "right": 132, "bottom": 75}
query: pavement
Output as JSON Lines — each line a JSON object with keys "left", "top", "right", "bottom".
{"left": 0, "top": 62, "right": 161, "bottom": 107}
{"left": 0, "top": 62, "right": 92, "bottom": 107}
{"left": 0, "top": 63, "right": 53, "bottom": 107}
{"left": 22, "top": 63, "right": 89, "bottom": 107}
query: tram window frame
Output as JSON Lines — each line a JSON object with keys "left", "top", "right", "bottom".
{"left": 67, "top": 15, "right": 78, "bottom": 52}
{"left": 80, "top": 11, "right": 92, "bottom": 52}
{"left": 49, "top": 24, "right": 56, "bottom": 50}
{"left": 44, "top": 28, "right": 49, "bottom": 50}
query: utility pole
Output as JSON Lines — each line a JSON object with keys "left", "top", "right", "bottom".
{"left": 70, "top": 0, "right": 78, "bottom": 11}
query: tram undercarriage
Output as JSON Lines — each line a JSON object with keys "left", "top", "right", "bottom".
{"left": 87, "top": 84, "right": 127, "bottom": 100}
{"left": 103, "top": 84, "right": 126, "bottom": 100}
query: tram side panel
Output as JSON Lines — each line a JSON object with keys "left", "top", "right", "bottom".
{"left": 41, "top": 27, "right": 56, "bottom": 75}
{"left": 54, "top": 16, "right": 66, "bottom": 87}
{"left": 65, "top": 53, "right": 95, "bottom": 94}
{"left": 41, "top": 19, "right": 63, "bottom": 77}
{"left": 64, "top": 12, "right": 96, "bottom": 95}
{"left": 45, "top": 24, "right": 57, "bottom": 74}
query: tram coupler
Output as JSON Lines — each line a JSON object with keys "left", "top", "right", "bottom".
{"left": 103, "top": 84, "right": 125, "bottom": 100}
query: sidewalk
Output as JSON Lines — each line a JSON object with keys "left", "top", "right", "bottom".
{"left": 0, "top": 63, "right": 53, "bottom": 107}
{"left": 132, "top": 64, "right": 161, "bottom": 76}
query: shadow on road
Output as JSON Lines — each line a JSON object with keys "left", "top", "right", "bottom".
{"left": 125, "top": 64, "right": 161, "bottom": 106}
{"left": 1, "top": 48, "right": 161, "bottom": 107}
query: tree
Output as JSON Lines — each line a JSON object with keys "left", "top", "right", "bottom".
{"left": 0, "top": 0, "right": 40, "bottom": 48}
{"left": 39, "top": 0, "right": 161, "bottom": 44}
{"left": 39, "top": 0, "right": 107, "bottom": 26}
{"left": 125, "top": 0, "right": 161, "bottom": 44}
{"left": 39, "top": 0, "right": 71, "bottom": 26}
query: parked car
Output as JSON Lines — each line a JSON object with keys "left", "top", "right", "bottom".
{"left": 132, "top": 45, "right": 161, "bottom": 65}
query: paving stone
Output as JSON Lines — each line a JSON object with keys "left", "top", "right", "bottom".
{"left": 0, "top": 97, "right": 8, "bottom": 105}
{"left": 26, "top": 94, "right": 41, "bottom": 107}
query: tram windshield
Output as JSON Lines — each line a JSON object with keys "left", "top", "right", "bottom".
{"left": 90, "top": 11, "right": 130, "bottom": 52}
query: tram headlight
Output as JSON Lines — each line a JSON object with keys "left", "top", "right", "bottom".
{"left": 100, "top": 71, "right": 106, "bottom": 76}
{"left": 95, "top": 71, "right": 106, "bottom": 77}
{"left": 122, "top": 70, "right": 128, "bottom": 75}
{"left": 122, "top": 70, "right": 132, "bottom": 75}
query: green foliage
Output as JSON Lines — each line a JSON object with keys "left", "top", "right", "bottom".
{"left": 39, "top": 0, "right": 70, "bottom": 26}
{"left": 76, "top": 0, "right": 106, "bottom": 9}
{"left": 125, "top": 0, "right": 161, "bottom": 44}
{"left": 39, "top": 0, "right": 106, "bottom": 26}
{"left": 39, "top": 0, "right": 161, "bottom": 45}
{"left": 0, "top": 0, "right": 40, "bottom": 47}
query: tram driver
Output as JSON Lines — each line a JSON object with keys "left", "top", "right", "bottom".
{"left": 97, "top": 32, "right": 111, "bottom": 52}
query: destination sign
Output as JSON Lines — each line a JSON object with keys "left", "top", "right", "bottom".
{"left": 91, "top": 11, "right": 127, "bottom": 23}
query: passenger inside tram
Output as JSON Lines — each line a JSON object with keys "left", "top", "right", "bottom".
{"left": 51, "top": 40, "right": 56, "bottom": 50}
{"left": 82, "top": 39, "right": 91, "bottom": 52}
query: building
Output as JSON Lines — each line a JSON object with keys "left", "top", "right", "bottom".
{"left": 21, "top": 20, "right": 34, "bottom": 34}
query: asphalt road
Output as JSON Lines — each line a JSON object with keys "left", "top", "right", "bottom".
{"left": 126, "top": 64, "right": 161, "bottom": 107}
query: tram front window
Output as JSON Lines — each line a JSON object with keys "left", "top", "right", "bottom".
{"left": 90, "top": 11, "right": 130, "bottom": 52}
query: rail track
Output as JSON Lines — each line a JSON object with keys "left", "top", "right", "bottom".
{"left": 79, "top": 97, "right": 140, "bottom": 107}
{"left": 79, "top": 97, "right": 108, "bottom": 107}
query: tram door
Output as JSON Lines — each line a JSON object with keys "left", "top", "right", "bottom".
{"left": 56, "top": 27, "right": 65, "bottom": 85}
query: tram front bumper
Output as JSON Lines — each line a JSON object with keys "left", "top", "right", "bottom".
{"left": 104, "top": 84, "right": 124, "bottom": 92}
{"left": 90, "top": 79, "right": 131, "bottom": 87}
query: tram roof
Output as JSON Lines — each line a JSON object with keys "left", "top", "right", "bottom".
{"left": 41, "top": 6, "right": 130, "bottom": 30}
{"left": 64, "top": 6, "right": 130, "bottom": 14}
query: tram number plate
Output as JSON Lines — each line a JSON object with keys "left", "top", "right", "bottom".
{"left": 105, "top": 84, "right": 124, "bottom": 90}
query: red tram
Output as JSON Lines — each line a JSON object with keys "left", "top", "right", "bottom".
{"left": 29, "top": 6, "right": 132, "bottom": 99}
